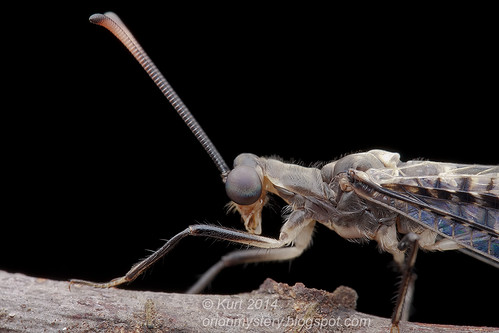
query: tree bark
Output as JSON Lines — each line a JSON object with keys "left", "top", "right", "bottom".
{"left": 0, "top": 270, "right": 496, "bottom": 332}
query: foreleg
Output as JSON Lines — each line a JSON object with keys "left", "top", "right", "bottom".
{"left": 70, "top": 224, "right": 286, "bottom": 289}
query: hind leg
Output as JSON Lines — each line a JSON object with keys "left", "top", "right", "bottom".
{"left": 391, "top": 233, "right": 420, "bottom": 333}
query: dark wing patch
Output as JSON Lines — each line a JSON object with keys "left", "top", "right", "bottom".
{"left": 349, "top": 163, "right": 499, "bottom": 266}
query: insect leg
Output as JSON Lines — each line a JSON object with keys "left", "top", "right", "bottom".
{"left": 391, "top": 232, "right": 420, "bottom": 332}
{"left": 187, "top": 221, "right": 316, "bottom": 293}
{"left": 70, "top": 224, "right": 285, "bottom": 289}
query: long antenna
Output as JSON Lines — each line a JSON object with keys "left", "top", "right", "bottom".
{"left": 89, "top": 12, "right": 230, "bottom": 177}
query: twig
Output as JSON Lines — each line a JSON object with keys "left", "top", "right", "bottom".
{"left": 0, "top": 270, "right": 496, "bottom": 332}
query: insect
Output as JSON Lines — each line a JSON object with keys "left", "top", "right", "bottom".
{"left": 73, "top": 12, "right": 499, "bottom": 331}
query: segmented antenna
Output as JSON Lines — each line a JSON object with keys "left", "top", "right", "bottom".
{"left": 89, "top": 12, "right": 230, "bottom": 177}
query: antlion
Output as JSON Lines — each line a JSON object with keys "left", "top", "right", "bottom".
{"left": 72, "top": 12, "right": 499, "bottom": 332}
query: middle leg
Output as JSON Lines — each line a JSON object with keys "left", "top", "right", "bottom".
{"left": 187, "top": 221, "right": 316, "bottom": 293}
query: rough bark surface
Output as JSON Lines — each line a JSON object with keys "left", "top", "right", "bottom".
{"left": 0, "top": 270, "right": 496, "bottom": 332}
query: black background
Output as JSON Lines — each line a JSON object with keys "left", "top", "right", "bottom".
{"left": 3, "top": 3, "right": 498, "bottom": 328}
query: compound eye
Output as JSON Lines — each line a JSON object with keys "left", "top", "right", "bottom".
{"left": 225, "top": 165, "right": 262, "bottom": 205}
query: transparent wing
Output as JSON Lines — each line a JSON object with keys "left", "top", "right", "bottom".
{"left": 349, "top": 161, "right": 499, "bottom": 267}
